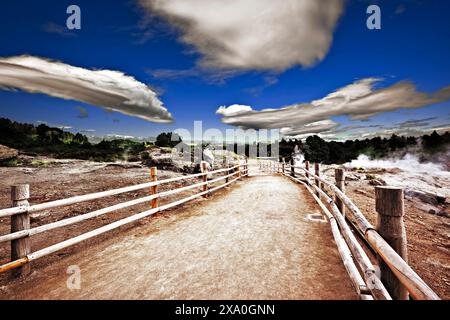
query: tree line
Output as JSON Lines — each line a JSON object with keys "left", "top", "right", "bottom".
{"left": 1, "top": 117, "right": 449, "bottom": 165}
{"left": 224, "top": 131, "right": 449, "bottom": 164}
{"left": 0, "top": 118, "right": 146, "bottom": 162}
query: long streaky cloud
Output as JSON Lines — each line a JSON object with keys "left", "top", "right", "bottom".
{"left": 280, "top": 120, "right": 339, "bottom": 136}
{"left": 0, "top": 55, "right": 173, "bottom": 123}
{"left": 217, "top": 78, "right": 450, "bottom": 136}
{"left": 140, "top": 0, "right": 344, "bottom": 71}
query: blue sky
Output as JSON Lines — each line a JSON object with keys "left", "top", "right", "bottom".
{"left": 0, "top": 0, "right": 449, "bottom": 141}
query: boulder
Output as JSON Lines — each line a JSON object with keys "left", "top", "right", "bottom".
{"left": 142, "top": 149, "right": 195, "bottom": 173}
{"left": 366, "top": 174, "right": 386, "bottom": 186}
{"left": 369, "top": 179, "right": 386, "bottom": 186}
{"left": 211, "top": 149, "right": 241, "bottom": 167}
{"left": 0, "top": 144, "right": 18, "bottom": 161}
{"left": 405, "top": 189, "right": 446, "bottom": 206}
{"left": 415, "top": 202, "right": 449, "bottom": 217}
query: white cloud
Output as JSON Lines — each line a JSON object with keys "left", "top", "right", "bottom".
{"left": 106, "top": 134, "right": 136, "bottom": 140}
{"left": 216, "top": 104, "right": 253, "bottom": 117}
{"left": 311, "top": 78, "right": 380, "bottom": 108}
{"left": 57, "top": 126, "right": 73, "bottom": 130}
{"left": 280, "top": 120, "right": 339, "bottom": 136}
{"left": 42, "top": 22, "right": 77, "bottom": 38}
{"left": 0, "top": 55, "right": 173, "bottom": 123}
{"left": 217, "top": 78, "right": 450, "bottom": 137}
{"left": 140, "top": 0, "right": 344, "bottom": 71}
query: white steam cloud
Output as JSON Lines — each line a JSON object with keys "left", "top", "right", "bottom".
{"left": 0, "top": 55, "right": 173, "bottom": 123}
{"left": 347, "top": 154, "right": 448, "bottom": 175}
{"left": 346, "top": 154, "right": 450, "bottom": 200}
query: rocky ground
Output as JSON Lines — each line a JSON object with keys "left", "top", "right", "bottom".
{"left": 1, "top": 173, "right": 358, "bottom": 300}
{"left": 0, "top": 151, "right": 448, "bottom": 299}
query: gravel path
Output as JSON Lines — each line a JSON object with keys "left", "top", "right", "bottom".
{"left": 3, "top": 165, "right": 357, "bottom": 300}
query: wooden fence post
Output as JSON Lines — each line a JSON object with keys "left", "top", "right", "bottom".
{"left": 150, "top": 167, "right": 158, "bottom": 209}
{"left": 375, "top": 186, "right": 409, "bottom": 300}
{"left": 225, "top": 161, "right": 230, "bottom": 184}
{"left": 240, "top": 160, "right": 243, "bottom": 178}
{"left": 245, "top": 157, "right": 248, "bottom": 176}
{"left": 289, "top": 159, "right": 294, "bottom": 177}
{"left": 314, "top": 163, "right": 321, "bottom": 197}
{"left": 305, "top": 161, "right": 310, "bottom": 181}
{"left": 335, "top": 169, "right": 346, "bottom": 216}
{"left": 201, "top": 162, "right": 209, "bottom": 197}
{"left": 11, "top": 184, "right": 31, "bottom": 277}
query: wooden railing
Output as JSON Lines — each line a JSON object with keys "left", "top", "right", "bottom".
{"left": 0, "top": 160, "right": 249, "bottom": 276}
{"left": 273, "top": 159, "right": 440, "bottom": 300}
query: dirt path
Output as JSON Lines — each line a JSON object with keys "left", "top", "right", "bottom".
{"left": 2, "top": 166, "right": 357, "bottom": 300}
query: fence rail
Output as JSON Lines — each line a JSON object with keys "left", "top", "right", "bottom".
{"left": 0, "top": 160, "right": 249, "bottom": 275}
{"left": 270, "top": 158, "right": 439, "bottom": 300}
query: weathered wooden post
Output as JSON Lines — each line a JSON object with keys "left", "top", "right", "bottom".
{"left": 11, "top": 184, "right": 31, "bottom": 277}
{"left": 150, "top": 167, "right": 158, "bottom": 209}
{"left": 305, "top": 161, "right": 310, "bottom": 181}
{"left": 245, "top": 157, "right": 249, "bottom": 176}
{"left": 335, "top": 168, "right": 346, "bottom": 216}
{"left": 201, "top": 162, "right": 209, "bottom": 197}
{"left": 290, "top": 159, "right": 295, "bottom": 177}
{"left": 314, "top": 163, "right": 320, "bottom": 197}
{"left": 225, "top": 161, "right": 230, "bottom": 183}
{"left": 237, "top": 159, "right": 241, "bottom": 179}
{"left": 375, "top": 186, "right": 409, "bottom": 300}
{"left": 282, "top": 158, "right": 285, "bottom": 174}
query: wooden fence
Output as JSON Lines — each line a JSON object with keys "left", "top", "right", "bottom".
{"left": 260, "top": 158, "right": 439, "bottom": 300}
{"left": 0, "top": 160, "right": 249, "bottom": 276}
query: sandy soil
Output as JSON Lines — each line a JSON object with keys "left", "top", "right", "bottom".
{"left": 0, "top": 162, "right": 357, "bottom": 300}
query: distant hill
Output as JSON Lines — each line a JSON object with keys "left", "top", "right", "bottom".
{"left": 0, "top": 118, "right": 147, "bottom": 163}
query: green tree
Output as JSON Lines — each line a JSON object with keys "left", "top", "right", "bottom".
{"left": 155, "top": 132, "right": 182, "bottom": 148}
{"left": 305, "top": 135, "right": 330, "bottom": 163}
